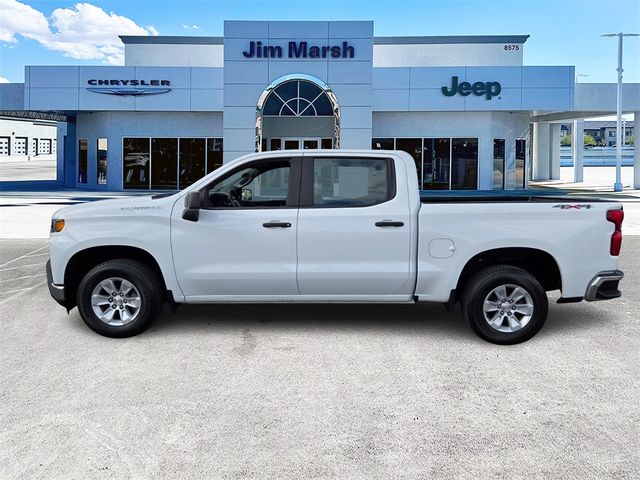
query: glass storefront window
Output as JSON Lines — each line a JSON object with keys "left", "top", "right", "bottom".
{"left": 493, "top": 139, "right": 505, "bottom": 190}
{"left": 97, "top": 138, "right": 108, "bottom": 185}
{"left": 123, "top": 138, "right": 150, "bottom": 189}
{"left": 451, "top": 138, "right": 478, "bottom": 190}
{"left": 371, "top": 138, "right": 394, "bottom": 150}
{"left": 423, "top": 138, "right": 450, "bottom": 190}
{"left": 78, "top": 139, "right": 88, "bottom": 184}
{"left": 151, "top": 138, "right": 178, "bottom": 190}
{"left": 207, "top": 138, "right": 223, "bottom": 174}
{"left": 179, "top": 138, "right": 206, "bottom": 188}
{"left": 269, "top": 139, "right": 282, "bottom": 151}
{"left": 515, "top": 139, "right": 526, "bottom": 189}
{"left": 123, "top": 137, "right": 222, "bottom": 190}
{"left": 395, "top": 138, "right": 422, "bottom": 188}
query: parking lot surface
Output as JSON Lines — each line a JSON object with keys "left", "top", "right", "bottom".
{"left": 1, "top": 236, "right": 639, "bottom": 479}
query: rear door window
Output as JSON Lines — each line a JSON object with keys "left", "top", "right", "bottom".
{"left": 307, "top": 157, "right": 393, "bottom": 207}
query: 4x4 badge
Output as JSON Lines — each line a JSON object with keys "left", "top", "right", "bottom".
{"left": 553, "top": 204, "right": 592, "bottom": 209}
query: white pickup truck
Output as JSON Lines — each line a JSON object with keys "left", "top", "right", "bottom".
{"left": 47, "top": 150, "right": 625, "bottom": 344}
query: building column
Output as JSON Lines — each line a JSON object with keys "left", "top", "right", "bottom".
{"left": 635, "top": 112, "right": 640, "bottom": 190}
{"left": 63, "top": 121, "right": 77, "bottom": 187}
{"left": 549, "top": 124, "right": 561, "bottom": 179}
{"left": 56, "top": 122, "right": 66, "bottom": 184}
{"left": 532, "top": 122, "right": 551, "bottom": 180}
{"left": 572, "top": 119, "right": 585, "bottom": 182}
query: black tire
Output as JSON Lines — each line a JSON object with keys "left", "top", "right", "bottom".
{"left": 76, "top": 259, "right": 163, "bottom": 338}
{"left": 462, "top": 265, "right": 548, "bottom": 345}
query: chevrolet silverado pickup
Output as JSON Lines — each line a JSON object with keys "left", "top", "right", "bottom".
{"left": 47, "top": 150, "right": 624, "bottom": 344}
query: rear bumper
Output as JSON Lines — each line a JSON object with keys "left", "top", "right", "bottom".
{"left": 585, "top": 270, "right": 624, "bottom": 301}
{"left": 46, "top": 260, "right": 66, "bottom": 306}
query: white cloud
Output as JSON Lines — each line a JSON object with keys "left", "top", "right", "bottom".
{"left": 182, "top": 24, "right": 200, "bottom": 30}
{"left": 0, "top": 76, "right": 10, "bottom": 83}
{"left": 0, "top": 0, "right": 159, "bottom": 65}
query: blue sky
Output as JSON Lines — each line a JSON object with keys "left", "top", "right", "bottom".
{"left": 1, "top": 0, "right": 639, "bottom": 85}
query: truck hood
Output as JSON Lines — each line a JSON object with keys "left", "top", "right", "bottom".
{"left": 52, "top": 194, "right": 178, "bottom": 220}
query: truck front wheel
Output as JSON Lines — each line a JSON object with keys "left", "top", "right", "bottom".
{"left": 76, "top": 259, "right": 163, "bottom": 338}
{"left": 462, "top": 265, "right": 548, "bottom": 345}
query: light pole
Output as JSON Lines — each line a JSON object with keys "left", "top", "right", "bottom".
{"left": 622, "top": 118, "right": 626, "bottom": 146}
{"left": 601, "top": 32, "right": 639, "bottom": 192}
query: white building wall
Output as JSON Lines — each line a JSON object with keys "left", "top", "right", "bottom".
{"left": 0, "top": 117, "right": 57, "bottom": 162}
{"left": 122, "top": 39, "right": 524, "bottom": 68}
{"left": 125, "top": 44, "right": 224, "bottom": 67}
{"left": 75, "top": 111, "right": 222, "bottom": 189}
{"left": 373, "top": 42, "right": 524, "bottom": 67}
{"left": 372, "top": 111, "right": 530, "bottom": 190}
{"left": 222, "top": 20, "right": 374, "bottom": 162}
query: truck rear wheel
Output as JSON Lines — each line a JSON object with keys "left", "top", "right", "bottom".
{"left": 76, "top": 259, "right": 163, "bottom": 338}
{"left": 462, "top": 265, "right": 548, "bottom": 345}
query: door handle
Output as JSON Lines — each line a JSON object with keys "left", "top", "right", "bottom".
{"left": 375, "top": 221, "right": 404, "bottom": 227}
{"left": 263, "top": 221, "right": 292, "bottom": 228}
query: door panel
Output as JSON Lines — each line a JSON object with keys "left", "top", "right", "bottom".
{"left": 297, "top": 155, "right": 413, "bottom": 296}
{"left": 172, "top": 209, "right": 299, "bottom": 297}
{"left": 171, "top": 156, "right": 301, "bottom": 299}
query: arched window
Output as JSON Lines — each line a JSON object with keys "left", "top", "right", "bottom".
{"left": 262, "top": 80, "right": 334, "bottom": 117}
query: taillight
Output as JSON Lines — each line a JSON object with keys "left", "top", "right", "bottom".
{"left": 606, "top": 209, "right": 624, "bottom": 256}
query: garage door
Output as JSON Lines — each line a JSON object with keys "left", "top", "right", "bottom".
{"left": 38, "top": 139, "right": 52, "bottom": 155}
{"left": 0, "top": 137, "right": 8, "bottom": 155}
{"left": 13, "top": 137, "right": 27, "bottom": 155}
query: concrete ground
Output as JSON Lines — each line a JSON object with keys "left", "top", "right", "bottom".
{"left": 1, "top": 159, "right": 639, "bottom": 478}
{"left": 0, "top": 157, "right": 57, "bottom": 182}
{"left": 531, "top": 165, "right": 640, "bottom": 195}
{"left": 0, "top": 238, "right": 639, "bottom": 479}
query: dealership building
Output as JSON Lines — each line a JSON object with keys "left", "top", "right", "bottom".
{"left": 1, "top": 20, "right": 639, "bottom": 191}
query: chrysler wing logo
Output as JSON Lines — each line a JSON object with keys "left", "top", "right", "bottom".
{"left": 87, "top": 88, "right": 171, "bottom": 96}
{"left": 86, "top": 79, "right": 171, "bottom": 96}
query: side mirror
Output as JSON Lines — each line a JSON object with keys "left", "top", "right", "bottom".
{"left": 242, "top": 188, "right": 252, "bottom": 201}
{"left": 182, "top": 191, "right": 201, "bottom": 222}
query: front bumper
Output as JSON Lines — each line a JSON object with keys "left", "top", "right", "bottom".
{"left": 585, "top": 270, "right": 624, "bottom": 301}
{"left": 46, "top": 260, "right": 66, "bottom": 306}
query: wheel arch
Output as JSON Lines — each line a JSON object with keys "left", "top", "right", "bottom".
{"left": 455, "top": 247, "right": 562, "bottom": 300}
{"left": 64, "top": 245, "right": 167, "bottom": 310}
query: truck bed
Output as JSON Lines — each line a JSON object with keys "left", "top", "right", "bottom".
{"left": 420, "top": 189, "right": 611, "bottom": 203}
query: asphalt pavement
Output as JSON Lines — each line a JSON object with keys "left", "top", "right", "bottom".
{"left": 0, "top": 237, "right": 639, "bottom": 479}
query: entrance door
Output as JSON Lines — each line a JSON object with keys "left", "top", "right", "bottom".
{"left": 171, "top": 156, "right": 302, "bottom": 300}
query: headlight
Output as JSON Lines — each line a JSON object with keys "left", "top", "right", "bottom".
{"left": 50, "top": 218, "right": 65, "bottom": 233}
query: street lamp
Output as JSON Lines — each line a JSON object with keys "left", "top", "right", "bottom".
{"left": 601, "top": 32, "right": 639, "bottom": 192}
